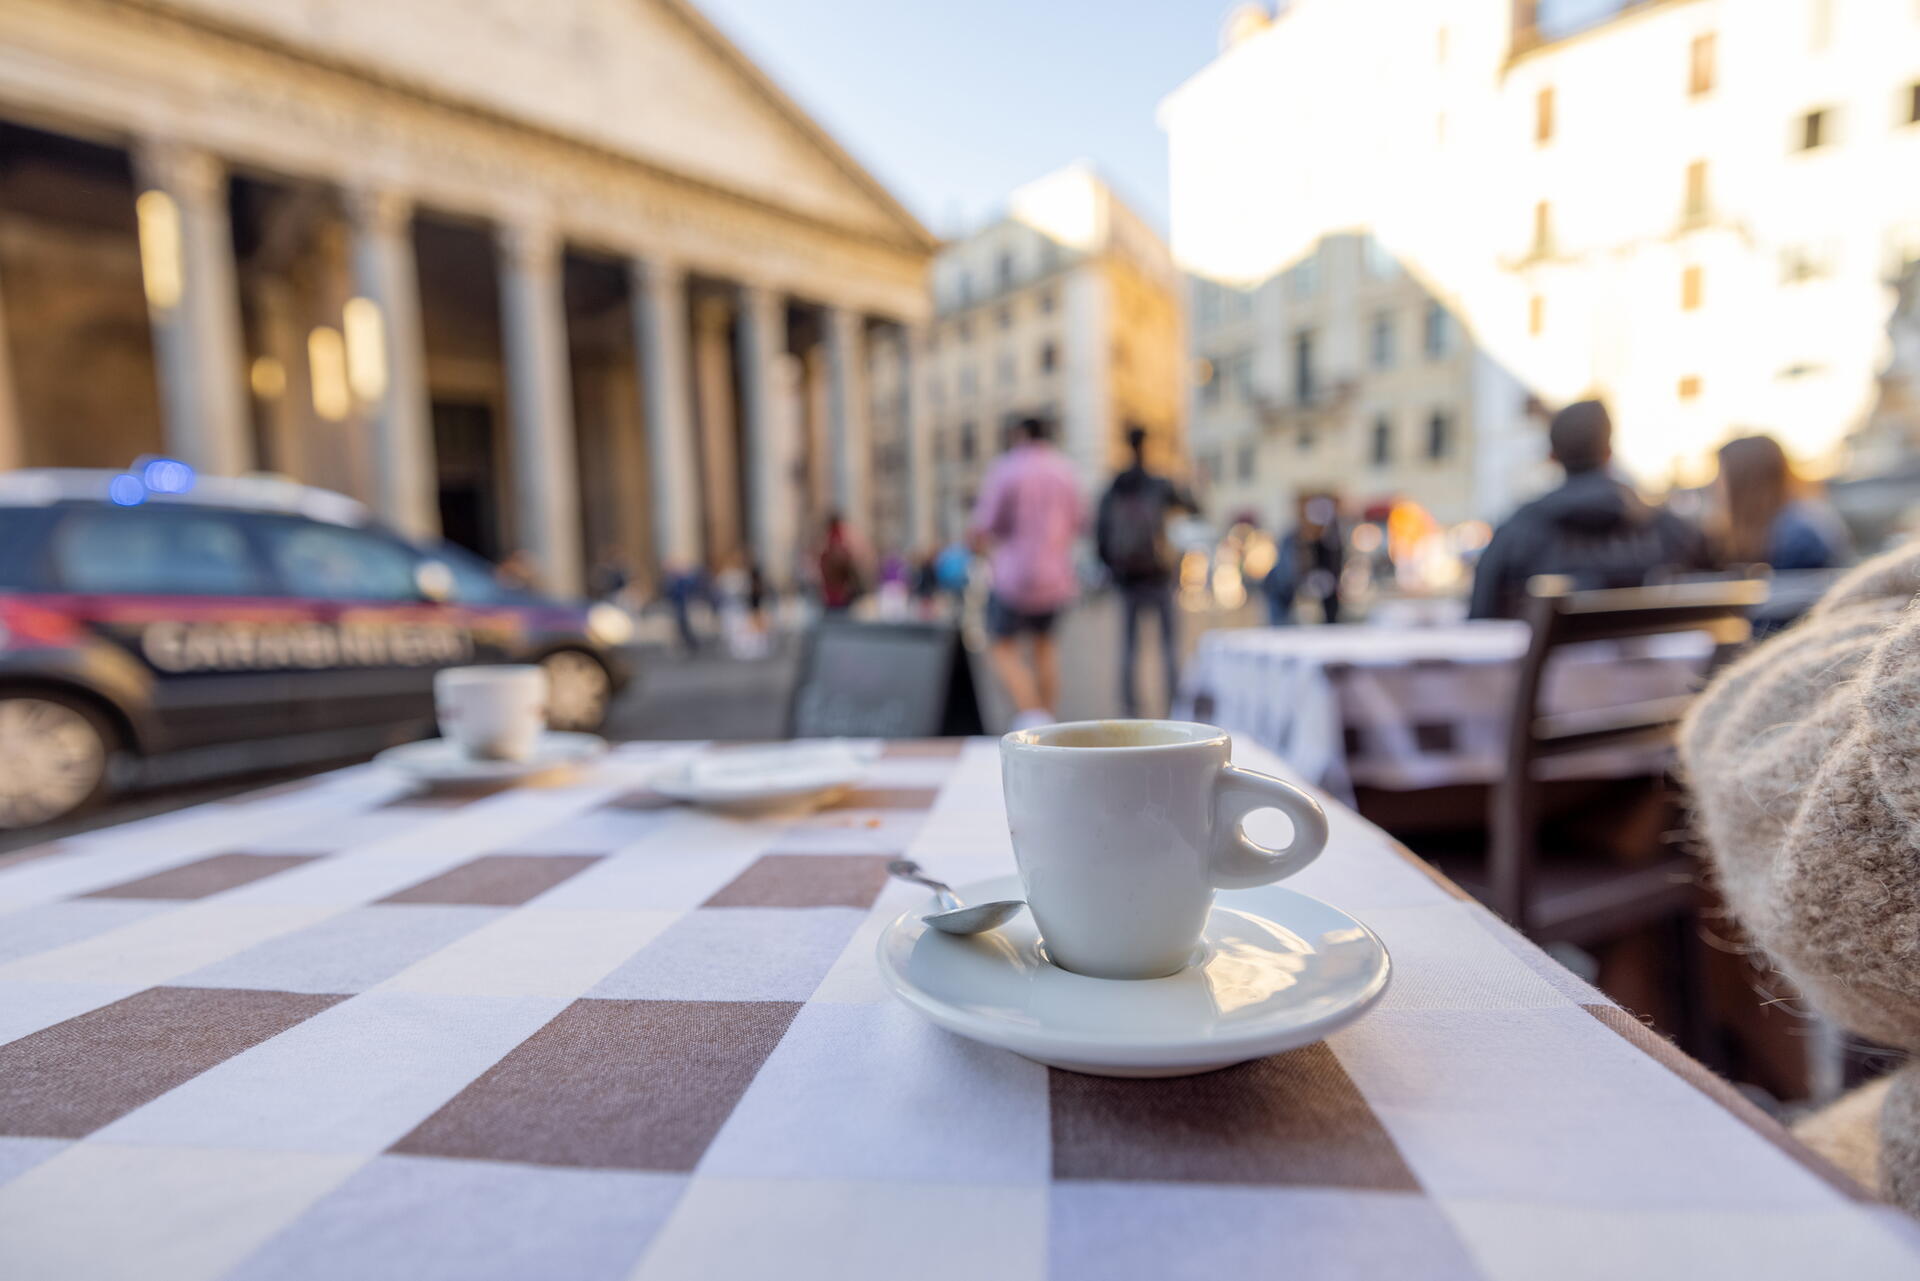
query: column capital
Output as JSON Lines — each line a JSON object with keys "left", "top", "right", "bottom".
{"left": 629, "top": 253, "right": 684, "bottom": 292}
{"left": 345, "top": 187, "right": 414, "bottom": 236}
{"left": 498, "top": 222, "right": 561, "bottom": 275}
{"left": 135, "top": 139, "right": 225, "bottom": 207}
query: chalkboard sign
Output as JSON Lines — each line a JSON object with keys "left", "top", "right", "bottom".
{"left": 787, "top": 618, "right": 984, "bottom": 739}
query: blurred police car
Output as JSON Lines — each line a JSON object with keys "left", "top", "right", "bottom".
{"left": 0, "top": 464, "right": 635, "bottom": 828}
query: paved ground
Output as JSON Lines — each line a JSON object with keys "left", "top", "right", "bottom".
{"left": 0, "top": 593, "right": 1257, "bottom": 853}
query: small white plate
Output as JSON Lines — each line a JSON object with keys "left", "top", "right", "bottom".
{"left": 877, "top": 875, "right": 1390, "bottom": 1077}
{"left": 375, "top": 732, "right": 607, "bottom": 785}
{"left": 647, "top": 743, "right": 870, "bottom": 814}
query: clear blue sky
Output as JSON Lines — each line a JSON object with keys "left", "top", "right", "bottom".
{"left": 695, "top": 0, "right": 1232, "bottom": 238}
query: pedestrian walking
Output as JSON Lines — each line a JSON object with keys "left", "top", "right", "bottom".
{"left": 1095, "top": 425, "right": 1196, "bottom": 717}
{"left": 816, "top": 512, "right": 865, "bottom": 613}
{"left": 968, "top": 415, "right": 1084, "bottom": 730}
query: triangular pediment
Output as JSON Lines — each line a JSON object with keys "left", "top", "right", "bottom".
{"left": 167, "top": 0, "right": 931, "bottom": 248}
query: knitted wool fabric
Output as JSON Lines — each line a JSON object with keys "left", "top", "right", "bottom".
{"left": 1679, "top": 541, "right": 1920, "bottom": 1209}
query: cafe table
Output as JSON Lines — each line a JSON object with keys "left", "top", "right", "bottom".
{"left": 1177, "top": 620, "right": 1711, "bottom": 798}
{"left": 0, "top": 738, "right": 1915, "bottom": 1280}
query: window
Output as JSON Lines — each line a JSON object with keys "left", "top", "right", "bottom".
{"left": 996, "top": 305, "right": 1012, "bottom": 330}
{"left": 1039, "top": 341, "right": 1058, "bottom": 373}
{"left": 52, "top": 508, "right": 265, "bottom": 596}
{"left": 1198, "top": 451, "right": 1220, "bottom": 487}
{"left": 1684, "top": 160, "right": 1709, "bottom": 220}
{"left": 1423, "top": 302, "right": 1450, "bottom": 359}
{"left": 1294, "top": 329, "right": 1317, "bottom": 404}
{"left": 1298, "top": 428, "right": 1316, "bottom": 453}
{"left": 1201, "top": 361, "right": 1222, "bottom": 406}
{"left": 996, "top": 352, "right": 1014, "bottom": 385}
{"left": 957, "top": 273, "right": 973, "bottom": 307}
{"left": 1535, "top": 86, "right": 1555, "bottom": 144}
{"left": 957, "top": 318, "right": 972, "bottom": 343}
{"left": 1040, "top": 288, "right": 1056, "bottom": 314}
{"left": 1689, "top": 33, "right": 1716, "bottom": 96}
{"left": 1528, "top": 293, "right": 1546, "bottom": 335}
{"left": 1533, "top": 201, "right": 1552, "bottom": 253}
{"left": 1678, "top": 375, "right": 1703, "bottom": 401}
{"left": 1426, "top": 410, "right": 1453, "bottom": 460}
{"left": 263, "top": 521, "right": 420, "bottom": 600}
{"left": 1370, "top": 312, "right": 1396, "bottom": 368}
{"left": 959, "top": 367, "right": 977, "bottom": 395}
{"left": 1799, "top": 108, "right": 1830, "bottom": 150}
{"left": 434, "top": 542, "right": 511, "bottom": 605}
{"left": 1370, "top": 415, "right": 1392, "bottom": 467}
{"left": 996, "top": 253, "right": 1013, "bottom": 289}
{"left": 1682, "top": 265, "right": 1704, "bottom": 310}
{"left": 1235, "top": 441, "right": 1256, "bottom": 482}
{"left": 959, "top": 421, "right": 977, "bottom": 462}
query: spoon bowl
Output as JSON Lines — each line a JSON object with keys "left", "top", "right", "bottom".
{"left": 887, "top": 859, "right": 1027, "bottom": 936}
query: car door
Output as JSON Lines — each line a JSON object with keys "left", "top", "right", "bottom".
{"left": 42, "top": 502, "right": 300, "bottom": 753}
{"left": 249, "top": 515, "right": 473, "bottom": 739}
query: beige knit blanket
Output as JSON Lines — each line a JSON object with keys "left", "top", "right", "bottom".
{"left": 1680, "top": 541, "right": 1920, "bottom": 1210}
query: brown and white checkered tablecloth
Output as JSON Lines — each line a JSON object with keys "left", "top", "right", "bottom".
{"left": 0, "top": 739, "right": 1915, "bottom": 1281}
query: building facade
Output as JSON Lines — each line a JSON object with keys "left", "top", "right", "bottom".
{"left": 925, "top": 166, "right": 1185, "bottom": 538}
{"left": 1162, "top": 0, "right": 1920, "bottom": 524}
{"left": 0, "top": 0, "right": 937, "bottom": 594}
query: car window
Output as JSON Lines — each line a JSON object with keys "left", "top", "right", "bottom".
{"left": 431, "top": 543, "right": 511, "bottom": 604}
{"left": 261, "top": 521, "right": 421, "bottom": 601}
{"left": 52, "top": 506, "right": 267, "bottom": 596}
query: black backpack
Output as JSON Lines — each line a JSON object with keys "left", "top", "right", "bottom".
{"left": 1101, "top": 485, "right": 1166, "bottom": 579}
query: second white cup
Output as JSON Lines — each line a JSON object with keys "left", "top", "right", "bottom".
{"left": 434, "top": 665, "right": 548, "bottom": 762}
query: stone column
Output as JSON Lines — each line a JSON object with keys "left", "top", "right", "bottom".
{"left": 495, "top": 222, "right": 583, "bottom": 596}
{"left": 347, "top": 189, "right": 437, "bottom": 538}
{"left": 900, "top": 321, "right": 933, "bottom": 548}
{"left": 250, "top": 278, "right": 303, "bottom": 477}
{"left": 135, "top": 140, "right": 251, "bottom": 476}
{"left": 692, "top": 293, "right": 740, "bottom": 564}
{"left": 824, "top": 305, "right": 870, "bottom": 532}
{"left": 735, "top": 283, "right": 794, "bottom": 581}
{"left": 0, "top": 249, "right": 22, "bottom": 472}
{"left": 631, "top": 258, "right": 702, "bottom": 574}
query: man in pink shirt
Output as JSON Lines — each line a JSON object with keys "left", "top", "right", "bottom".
{"left": 968, "top": 415, "right": 1086, "bottom": 727}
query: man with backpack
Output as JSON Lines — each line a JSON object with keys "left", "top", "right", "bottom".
{"left": 1096, "top": 425, "right": 1198, "bottom": 717}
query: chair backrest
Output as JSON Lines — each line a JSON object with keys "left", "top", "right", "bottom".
{"left": 1488, "top": 576, "right": 1768, "bottom": 927}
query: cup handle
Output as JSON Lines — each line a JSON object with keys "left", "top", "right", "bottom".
{"left": 1208, "top": 763, "right": 1330, "bottom": 891}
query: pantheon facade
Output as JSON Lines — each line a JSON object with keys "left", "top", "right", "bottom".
{"left": 0, "top": 0, "right": 936, "bottom": 594}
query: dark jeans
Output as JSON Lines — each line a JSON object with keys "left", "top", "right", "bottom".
{"left": 1119, "top": 581, "right": 1178, "bottom": 719}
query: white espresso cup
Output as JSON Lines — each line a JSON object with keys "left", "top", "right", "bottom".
{"left": 1000, "top": 719, "right": 1330, "bottom": 980}
{"left": 434, "top": 665, "right": 548, "bottom": 762}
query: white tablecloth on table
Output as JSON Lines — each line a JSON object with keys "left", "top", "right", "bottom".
{"left": 1177, "top": 621, "right": 1713, "bottom": 796}
{"left": 0, "top": 739, "right": 1911, "bottom": 1281}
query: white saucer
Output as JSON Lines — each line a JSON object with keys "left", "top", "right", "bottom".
{"left": 877, "top": 875, "right": 1390, "bottom": 1077}
{"left": 647, "top": 743, "right": 870, "bottom": 814}
{"left": 374, "top": 732, "right": 607, "bottom": 785}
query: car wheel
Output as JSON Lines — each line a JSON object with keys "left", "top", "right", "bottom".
{"left": 541, "top": 650, "right": 612, "bottom": 731}
{"left": 0, "top": 692, "right": 115, "bottom": 829}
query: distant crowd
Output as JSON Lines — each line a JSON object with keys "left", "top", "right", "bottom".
{"left": 565, "top": 398, "right": 1854, "bottom": 726}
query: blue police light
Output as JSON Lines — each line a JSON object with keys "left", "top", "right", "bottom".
{"left": 141, "top": 458, "right": 194, "bottom": 494}
{"left": 107, "top": 474, "right": 147, "bottom": 506}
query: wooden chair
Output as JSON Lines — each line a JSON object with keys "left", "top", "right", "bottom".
{"left": 1480, "top": 576, "right": 1766, "bottom": 945}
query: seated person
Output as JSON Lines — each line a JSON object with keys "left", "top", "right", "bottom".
{"left": 1680, "top": 541, "right": 1920, "bottom": 1209}
{"left": 1468, "top": 400, "right": 1707, "bottom": 619}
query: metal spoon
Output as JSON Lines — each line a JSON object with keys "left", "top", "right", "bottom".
{"left": 887, "top": 859, "right": 1026, "bottom": 936}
